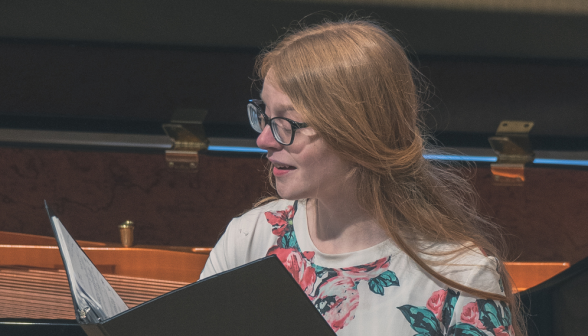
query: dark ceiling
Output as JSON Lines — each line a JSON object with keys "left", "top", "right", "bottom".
{"left": 2, "top": 0, "right": 588, "bottom": 60}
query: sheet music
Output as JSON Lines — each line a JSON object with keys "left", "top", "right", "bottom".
{"left": 50, "top": 214, "right": 128, "bottom": 323}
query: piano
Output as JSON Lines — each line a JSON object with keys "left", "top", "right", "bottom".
{"left": 0, "top": 230, "right": 210, "bottom": 335}
{"left": 0, "top": 230, "right": 569, "bottom": 335}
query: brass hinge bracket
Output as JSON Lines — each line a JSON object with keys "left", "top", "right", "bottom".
{"left": 488, "top": 120, "right": 534, "bottom": 186}
{"left": 162, "top": 109, "right": 209, "bottom": 171}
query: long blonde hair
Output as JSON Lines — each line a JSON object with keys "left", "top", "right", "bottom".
{"left": 255, "top": 19, "right": 524, "bottom": 335}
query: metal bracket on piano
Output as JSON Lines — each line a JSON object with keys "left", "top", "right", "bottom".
{"left": 488, "top": 120, "right": 535, "bottom": 186}
{"left": 78, "top": 307, "right": 91, "bottom": 319}
{"left": 162, "top": 109, "right": 209, "bottom": 172}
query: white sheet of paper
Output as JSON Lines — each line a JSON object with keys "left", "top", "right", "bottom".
{"left": 51, "top": 216, "right": 128, "bottom": 321}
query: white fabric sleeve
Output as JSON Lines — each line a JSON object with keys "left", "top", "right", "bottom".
{"left": 199, "top": 203, "right": 278, "bottom": 280}
{"left": 199, "top": 217, "right": 241, "bottom": 280}
{"left": 447, "top": 256, "right": 514, "bottom": 335}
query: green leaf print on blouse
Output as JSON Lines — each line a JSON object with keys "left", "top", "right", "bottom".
{"left": 263, "top": 202, "right": 401, "bottom": 332}
{"left": 281, "top": 230, "right": 298, "bottom": 249}
{"left": 442, "top": 289, "right": 460, "bottom": 331}
{"left": 447, "top": 323, "right": 487, "bottom": 335}
{"left": 476, "top": 300, "right": 513, "bottom": 335}
{"left": 368, "top": 270, "right": 399, "bottom": 295}
{"left": 478, "top": 300, "right": 502, "bottom": 330}
{"left": 399, "top": 287, "right": 514, "bottom": 336}
{"left": 398, "top": 288, "right": 459, "bottom": 336}
{"left": 499, "top": 301, "right": 512, "bottom": 327}
{"left": 398, "top": 305, "right": 444, "bottom": 336}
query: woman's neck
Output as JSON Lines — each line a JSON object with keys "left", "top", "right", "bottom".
{"left": 305, "top": 196, "right": 388, "bottom": 255}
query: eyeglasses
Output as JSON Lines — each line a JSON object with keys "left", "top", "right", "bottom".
{"left": 247, "top": 99, "right": 308, "bottom": 146}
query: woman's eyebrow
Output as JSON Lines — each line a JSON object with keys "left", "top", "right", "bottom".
{"left": 274, "top": 104, "right": 296, "bottom": 112}
{"left": 258, "top": 92, "right": 297, "bottom": 113}
{"left": 262, "top": 101, "right": 297, "bottom": 114}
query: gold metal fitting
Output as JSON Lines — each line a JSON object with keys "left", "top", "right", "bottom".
{"left": 162, "top": 109, "right": 209, "bottom": 172}
{"left": 118, "top": 220, "right": 135, "bottom": 247}
{"left": 488, "top": 120, "right": 534, "bottom": 186}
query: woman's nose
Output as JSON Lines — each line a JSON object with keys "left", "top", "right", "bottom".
{"left": 256, "top": 125, "right": 282, "bottom": 151}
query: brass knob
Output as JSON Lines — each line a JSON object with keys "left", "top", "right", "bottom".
{"left": 118, "top": 220, "right": 134, "bottom": 247}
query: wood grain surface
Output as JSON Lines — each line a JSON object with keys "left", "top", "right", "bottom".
{"left": 1, "top": 146, "right": 587, "bottom": 264}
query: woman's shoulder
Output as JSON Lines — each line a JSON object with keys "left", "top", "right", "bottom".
{"left": 203, "top": 199, "right": 299, "bottom": 274}
{"left": 227, "top": 198, "right": 298, "bottom": 233}
{"left": 235, "top": 198, "right": 298, "bottom": 220}
{"left": 419, "top": 242, "right": 504, "bottom": 295}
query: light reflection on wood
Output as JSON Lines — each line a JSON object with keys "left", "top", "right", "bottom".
{"left": 504, "top": 261, "right": 569, "bottom": 292}
{"left": 1, "top": 231, "right": 210, "bottom": 283}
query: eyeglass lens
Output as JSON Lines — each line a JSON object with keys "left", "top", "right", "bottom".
{"left": 247, "top": 104, "right": 263, "bottom": 133}
{"left": 271, "top": 118, "right": 292, "bottom": 144}
{"left": 247, "top": 102, "right": 294, "bottom": 145}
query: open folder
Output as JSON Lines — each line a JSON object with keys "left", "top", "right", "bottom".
{"left": 45, "top": 202, "right": 336, "bottom": 336}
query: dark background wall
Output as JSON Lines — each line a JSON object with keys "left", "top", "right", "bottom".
{"left": 1, "top": 0, "right": 588, "bottom": 137}
{"left": 1, "top": 1, "right": 587, "bottom": 264}
{"left": 1, "top": 39, "right": 588, "bottom": 137}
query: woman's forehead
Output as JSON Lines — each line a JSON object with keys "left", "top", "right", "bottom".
{"left": 260, "top": 72, "right": 306, "bottom": 121}
{"left": 261, "top": 80, "right": 295, "bottom": 110}
{"left": 260, "top": 73, "right": 283, "bottom": 99}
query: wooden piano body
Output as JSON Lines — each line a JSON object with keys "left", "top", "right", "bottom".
{"left": 0, "top": 230, "right": 569, "bottom": 322}
{"left": 0, "top": 231, "right": 210, "bottom": 322}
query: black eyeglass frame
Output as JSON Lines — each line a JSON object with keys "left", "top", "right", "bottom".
{"left": 247, "top": 99, "right": 308, "bottom": 146}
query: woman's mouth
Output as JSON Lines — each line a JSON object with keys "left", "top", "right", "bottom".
{"left": 273, "top": 164, "right": 296, "bottom": 176}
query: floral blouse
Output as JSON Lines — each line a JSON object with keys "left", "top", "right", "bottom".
{"left": 200, "top": 199, "right": 513, "bottom": 336}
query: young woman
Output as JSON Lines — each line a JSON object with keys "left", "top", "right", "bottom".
{"left": 201, "top": 20, "right": 524, "bottom": 335}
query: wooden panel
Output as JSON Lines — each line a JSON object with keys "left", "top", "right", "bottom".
{"left": 474, "top": 166, "right": 588, "bottom": 264}
{"left": 2, "top": 245, "right": 571, "bottom": 293}
{"left": 0, "top": 231, "right": 212, "bottom": 283}
{"left": 0, "top": 231, "right": 208, "bottom": 319}
{"left": 0, "top": 230, "right": 106, "bottom": 246}
{"left": 504, "top": 262, "right": 569, "bottom": 292}
{"left": 0, "top": 147, "right": 268, "bottom": 248}
{"left": 0, "top": 245, "right": 209, "bottom": 283}
{"left": 1, "top": 146, "right": 588, "bottom": 265}
{"left": 0, "top": 266, "right": 190, "bottom": 319}
{"left": 0, "top": 230, "right": 571, "bottom": 293}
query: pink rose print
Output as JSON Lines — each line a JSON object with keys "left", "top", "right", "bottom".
{"left": 264, "top": 203, "right": 399, "bottom": 333}
{"left": 267, "top": 246, "right": 316, "bottom": 295}
{"left": 264, "top": 206, "right": 295, "bottom": 236}
{"left": 313, "top": 257, "right": 395, "bottom": 331}
{"left": 340, "top": 256, "right": 391, "bottom": 281}
{"left": 314, "top": 276, "right": 359, "bottom": 332}
{"left": 426, "top": 289, "right": 447, "bottom": 320}
{"left": 461, "top": 302, "right": 485, "bottom": 329}
{"left": 493, "top": 325, "right": 514, "bottom": 336}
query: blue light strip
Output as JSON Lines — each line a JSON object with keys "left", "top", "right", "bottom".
{"left": 208, "top": 145, "right": 267, "bottom": 153}
{"left": 207, "top": 146, "right": 588, "bottom": 167}
{"left": 533, "top": 158, "right": 588, "bottom": 167}
{"left": 423, "top": 154, "right": 497, "bottom": 162}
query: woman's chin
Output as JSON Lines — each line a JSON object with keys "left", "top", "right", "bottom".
{"left": 276, "top": 185, "right": 305, "bottom": 201}
{"left": 276, "top": 191, "right": 299, "bottom": 200}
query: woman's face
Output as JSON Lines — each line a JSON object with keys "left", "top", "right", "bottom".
{"left": 257, "top": 75, "right": 355, "bottom": 201}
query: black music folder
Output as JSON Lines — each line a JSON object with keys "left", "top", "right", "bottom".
{"left": 45, "top": 202, "right": 336, "bottom": 336}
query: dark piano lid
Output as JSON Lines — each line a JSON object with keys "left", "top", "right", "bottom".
{"left": 1, "top": 13, "right": 587, "bottom": 165}
{"left": 0, "top": 318, "right": 85, "bottom": 336}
